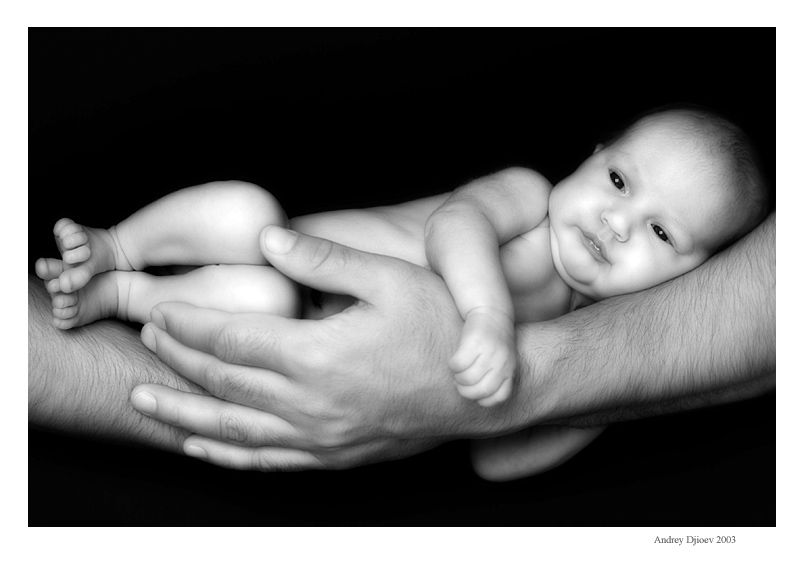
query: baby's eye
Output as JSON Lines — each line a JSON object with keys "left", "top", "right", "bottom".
{"left": 652, "top": 224, "right": 670, "bottom": 243}
{"left": 609, "top": 170, "right": 625, "bottom": 192}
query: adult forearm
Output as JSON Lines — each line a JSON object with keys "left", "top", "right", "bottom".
{"left": 119, "top": 223, "right": 774, "bottom": 471}
{"left": 28, "top": 275, "right": 202, "bottom": 451}
{"left": 518, "top": 213, "right": 775, "bottom": 427}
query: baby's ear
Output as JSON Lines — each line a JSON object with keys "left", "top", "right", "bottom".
{"left": 593, "top": 143, "right": 604, "bottom": 154}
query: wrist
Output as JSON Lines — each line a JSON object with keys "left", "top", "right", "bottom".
{"left": 508, "top": 320, "right": 567, "bottom": 427}
{"left": 464, "top": 305, "right": 515, "bottom": 325}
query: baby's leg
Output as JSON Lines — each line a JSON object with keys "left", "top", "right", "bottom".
{"left": 35, "top": 261, "right": 299, "bottom": 329}
{"left": 469, "top": 425, "right": 606, "bottom": 482}
{"left": 50, "top": 181, "right": 286, "bottom": 293}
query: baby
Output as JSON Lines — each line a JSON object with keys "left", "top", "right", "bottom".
{"left": 35, "top": 105, "right": 768, "bottom": 480}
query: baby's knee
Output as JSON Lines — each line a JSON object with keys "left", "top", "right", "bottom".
{"left": 243, "top": 266, "right": 301, "bottom": 317}
{"left": 194, "top": 264, "right": 300, "bottom": 317}
{"left": 212, "top": 181, "right": 288, "bottom": 228}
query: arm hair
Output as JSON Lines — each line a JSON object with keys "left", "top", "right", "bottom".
{"left": 28, "top": 274, "right": 206, "bottom": 451}
{"left": 515, "top": 212, "right": 775, "bottom": 427}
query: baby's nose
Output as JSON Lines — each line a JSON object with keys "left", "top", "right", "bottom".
{"left": 601, "top": 212, "right": 629, "bottom": 242}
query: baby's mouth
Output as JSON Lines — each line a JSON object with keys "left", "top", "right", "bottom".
{"left": 582, "top": 230, "right": 608, "bottom": 262}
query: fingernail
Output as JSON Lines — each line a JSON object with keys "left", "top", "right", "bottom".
{"left": 185, "top": 445, "right": 208, "bottom": 460}
{"left": 131, "top": 389, "right": 158, "bottom": 415}
{"left": 150, "top": 309, "right": 166, "bottom": 330}
{"left": 141, "top": 323, "right": 156, "bottom": 351}
{"left": 262, "top": 226, "right": 298, "bottom": 254}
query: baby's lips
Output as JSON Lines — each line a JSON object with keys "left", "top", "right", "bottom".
{"left": 582, "top": 229, "right": 609, "bottom": 262}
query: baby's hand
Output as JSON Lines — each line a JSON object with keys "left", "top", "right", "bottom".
{"left": 449, "top": 307, "right": 516, "bottom": 407}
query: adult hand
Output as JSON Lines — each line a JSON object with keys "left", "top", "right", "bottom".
{"left": 133, "top": 227, "right": 524, "bottom": 470}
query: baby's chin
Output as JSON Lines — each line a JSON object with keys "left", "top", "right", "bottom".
{"left": 554, "top": 259, "right": 601, "bottom": 299}
{"left": 569, "top": 282, "right": 605, "bottom": 302}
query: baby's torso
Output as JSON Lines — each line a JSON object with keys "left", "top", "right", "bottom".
{"left": 499, "top": 220, "right": 573, "bottom": 322}
{"left": 290, "top": 194, "right": 572, "bottom": 321}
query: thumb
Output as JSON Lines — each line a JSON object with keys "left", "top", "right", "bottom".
{"left": 260, "top": 225, "right": 396, "bottom": 302}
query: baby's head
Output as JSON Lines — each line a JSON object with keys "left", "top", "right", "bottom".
{"left": 548, "top": 105, "right": 769, "bottom": 301}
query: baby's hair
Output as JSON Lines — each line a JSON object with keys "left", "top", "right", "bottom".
{"left": 605, "top": 103, "right": 770, "bottom": 251}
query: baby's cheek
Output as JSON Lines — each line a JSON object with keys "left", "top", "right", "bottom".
{"left": 560, "top": 245, "right": 598, "bottom": 286}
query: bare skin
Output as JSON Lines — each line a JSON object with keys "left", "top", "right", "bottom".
{"left": 28, "top": 213, "right": 774, "bottom": 473}
{"left": 125, "top": 214, "right": 773, "bottom": 472}
{"left": 40, "top": 114, "right": 756, "bottom": 411}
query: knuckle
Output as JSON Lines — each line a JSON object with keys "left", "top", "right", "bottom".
{"left": 202, "top": 361, "right": 227, "bottom": 396}
{"left": 315, "top": 423, "right": 348, "bottom": 451}
{"left": 212, "top": 324, "right": 242, "bottom": 363}
{"left": 168, "top": 402, "right": 184, "bottom": 426}
{"left": 457, "top": 383, "right": 480, "bottom": 399}
{"left": 475, "top": 382, "right": 496, "bottom": 398}
{"left": 212, "top": 321, "right": 275, "bottom": 365}
{"left": 218, "top": 410, "right": 250, "bottom": 444}
{"left": 204, "top": 362, "right": 263, "bottom": 403}
{"left": 455, "top": 368, "right": 480, "bottom": 386}
{"left": 306, "top": 237, "right": 337, "bottom": 272}
{"left": 302, "top": 398, "right": 337, "bottom": 426}
{"left": 299, "top": 336, "right": 335, "bottom": 373}
{"left": 298, "top": 401, "right": 349, "bottom": 450}
{"left": 253, "top": 449, "right": 279, "bottom": 472}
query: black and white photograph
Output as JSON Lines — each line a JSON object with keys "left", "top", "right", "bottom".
{"left": 28, "top": 25, "right": 775, "bottom": 545}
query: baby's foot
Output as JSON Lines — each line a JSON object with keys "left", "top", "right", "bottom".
{"left": 449, "top": 308, "right": 516, "bottom": 407}
{"left": 35, "top": 257, "right": 123, "bottom": 329}
{"left": 51, "top": 218, "right": 130, "bottom": 293}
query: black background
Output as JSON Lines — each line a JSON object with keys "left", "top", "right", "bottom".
{"left": 29, "top": 28, "right": 775, "bottom": 526}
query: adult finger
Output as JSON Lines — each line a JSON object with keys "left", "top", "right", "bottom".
{"left": 260, "top": 225, "right": 402, "bottom": 304}
{"left": 182, "top": 436, "right": 326, "bottom": 471}
{"left": 130, "top": 384, "right": 305, "bottom": 448}
{"left": 148, "top": 303, "right": 318, "bottom": 372}
{"left": 141, "top": 320, "right": 295, "bottom": 406}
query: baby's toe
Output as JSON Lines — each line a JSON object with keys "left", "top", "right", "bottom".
{"left": 59, "top": 266, "right": 92, "bottom": 293}
{"left": 35, "top": 258, "right": 48, "bottom": 279}
{"left": 61, "top": 230, "right": 89, "bottom": 250}
{"left": 62, "top": 244, "right": 91, "bottom": 265}
{"left": 53, "top": 292, "right": 78, "bottom": 309}
{"left": 46, "top": 278, "right": 63, "bottom": 294}
{"left": 53, "top": 218, "right": 76, "bottom": 236}
{"left": 53, "top": 305, "right": 79, "bottom": 319}
{"left": 35, "top": 258, "right": 66, "bottom": 280}
{"left": 56, "top": 219, "right": 84, "bottom": 240}
{"left": 58, "top": 221, "right": 84, "bottom": 240}
{"left": 53, "top": 316, "right": 80, "bottom": 330}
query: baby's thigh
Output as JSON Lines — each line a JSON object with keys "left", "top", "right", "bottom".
{"left": 184, "top": 264, "right": 301, "bottom": 317}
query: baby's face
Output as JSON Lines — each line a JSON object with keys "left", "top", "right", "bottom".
{"left": 548, "top": 119, "right": 731, "bottom": 300}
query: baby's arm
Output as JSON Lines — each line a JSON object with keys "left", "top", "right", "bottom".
{"left": 424, "top": 167, "right": 552, "bottom": 406}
